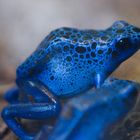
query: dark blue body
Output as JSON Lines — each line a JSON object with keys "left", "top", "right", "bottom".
{"left": 1, "top": 21, "right": 140, "bottom": 140}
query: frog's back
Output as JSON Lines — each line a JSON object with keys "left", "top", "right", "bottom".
{"left": 17, "top": 27, "right": 103, "bottom": 79}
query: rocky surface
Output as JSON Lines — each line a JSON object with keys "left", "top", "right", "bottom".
{"left": 104, "top": 91, "right": 140, "bottom": 140}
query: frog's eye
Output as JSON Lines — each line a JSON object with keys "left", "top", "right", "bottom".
{"left": 116, "top": 38, "right": 131, "bottom": 50}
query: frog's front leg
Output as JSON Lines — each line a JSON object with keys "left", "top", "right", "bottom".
{"left": 1, "top": 99, "right": 60, "bottom": 140}
{"left": 2, "top": 80, "right": 61, "bottom": 140}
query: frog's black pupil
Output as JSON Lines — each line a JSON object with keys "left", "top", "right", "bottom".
{"left": 116, "top": 38, "right": 131, "bottom": 50}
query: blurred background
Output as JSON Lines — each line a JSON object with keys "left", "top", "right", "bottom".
{"left": 0, "top": 0, "right": 140, "bottom": 83}
{"left": 0, "top": 0, "right": 140, "bottom": 139}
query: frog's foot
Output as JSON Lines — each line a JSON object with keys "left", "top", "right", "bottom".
{"left": 4, "top": 87, "right": 20, "bottom": 104}
{"left": 4, "top": 86, "right": 30, "bottom": 104}
{"left": 1, "top": 102, "right": 60, "bottom": 140}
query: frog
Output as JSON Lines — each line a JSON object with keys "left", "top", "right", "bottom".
{"left": 1, "top": 21, "right": 140, "bottom": 140}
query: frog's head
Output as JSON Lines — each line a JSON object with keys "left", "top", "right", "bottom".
{"left": 108, "top": 21, "right": 140, "bottom": 64}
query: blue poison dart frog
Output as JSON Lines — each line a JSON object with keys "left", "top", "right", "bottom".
{"left": 1, "top": 21, "right": 140, "bottom": 140}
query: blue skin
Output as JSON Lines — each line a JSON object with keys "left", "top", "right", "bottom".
{"left": 46, "top": 78, "right": 139, "bottom": 140}
{"left": 1, "top": 21, "right": 140, "bottom": 140}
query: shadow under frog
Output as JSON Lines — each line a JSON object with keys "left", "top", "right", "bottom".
{"left": 16, "top": 20, "right": 140, "bottom": 97}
